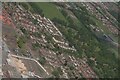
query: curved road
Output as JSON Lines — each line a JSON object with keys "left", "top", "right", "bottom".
{"left": 9, "top": 54, "right": 49, "bottom": 75}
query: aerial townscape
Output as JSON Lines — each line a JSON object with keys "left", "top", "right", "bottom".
{"left": 0, "top": 2, "right": 120, "bottom": 79}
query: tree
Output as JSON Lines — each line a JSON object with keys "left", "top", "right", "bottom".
{"left": 32, "top": 42, "right": 41, "bottom": 50}
{"left": 29, "top": 3, "right": 44, "bottom": 16}
{"left": 38, "top": 57, "right": 46, "bottom": 65}
{"left": 57, "top": 67, "right": 63, "bottom": 75}
{"left": 20, "top": 27, "right": 29, "bottom": 36}
{"left": 33, "top": 32, "right": 41, "bottom": 38}
{"left": 52, "top": 69, "right": 59, "bottom": 77}
{"left": 68, "top": 64, "right": 75, "bottom": 70}
{"left": 17, "top": 36, "right": 26, "bottom": 48}
{"left": 61, "top": 9, "right": 68, "bottom": 18}
{"left": 32, "top": 19, "right": 38, "bottom": 25}
{"left": 52, "top": 17, "right": 67, "bottom": 26}
{"left": 20, "top": 3, "right": 29, "bottom": 10}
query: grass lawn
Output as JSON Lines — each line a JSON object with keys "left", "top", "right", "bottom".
{"left": 29, "top": 2, "right": 66, "bottom": 21}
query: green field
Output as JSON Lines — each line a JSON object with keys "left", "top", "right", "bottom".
{"left": 29, "top": 3, "right": 66, "bottom": 21}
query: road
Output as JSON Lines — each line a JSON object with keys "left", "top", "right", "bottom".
{"left": 10, "top": 54, "right": 49, "bottom": 75}
{"left": 3, "top": 40, "right": 49, "bottom": 77}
